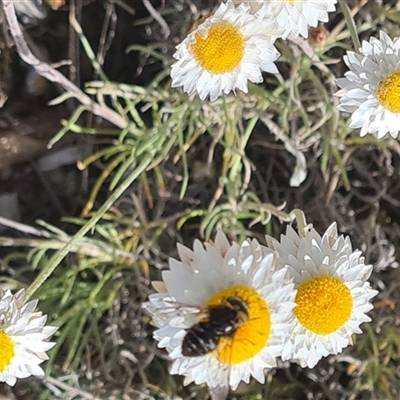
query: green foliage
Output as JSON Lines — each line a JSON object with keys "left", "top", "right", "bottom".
{"left": 350, "top": 323, "right": 400, "bottom": 399}
{"left": 1, "top": 1, "right": 400, "bottom": 399}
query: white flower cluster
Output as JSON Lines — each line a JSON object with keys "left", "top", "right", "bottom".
{"left": 144, "top": 225, "right": 377, "bottom": 390}
{"left": 171, "top": 1, "right": 400, "bottom": 139}
{"left": 171, "top": 0, "right": 337, "bottom": 101}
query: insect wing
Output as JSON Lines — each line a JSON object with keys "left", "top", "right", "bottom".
{"left": 143, "top": 298, "right": 208, "bottom": 329}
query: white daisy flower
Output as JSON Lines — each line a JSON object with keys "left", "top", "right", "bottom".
{"left": 336, "top": 31, "right": 400, "bottom": 139}
{"left": 231, "top": 0, "right": 270, "bottom": 20}
{"left": 170, "top": 0, "right": 281, "bottom": 102}
{"left": 0, "top": 288, "right": 57, "bottom": 386}
{"left": 253, "top": 0, "right": 337, "bottom": 39}
{"left": 143, "top": 231, "right": 295, "bottom": 390}
{"left": 266, "top": 223, "right": 378, "bottom": 368}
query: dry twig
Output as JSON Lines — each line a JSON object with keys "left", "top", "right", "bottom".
{"left": 2, "top": 0, "right": 127, "bottom": 130}
{"left": 142, "top": 0, "right": 170, "bottom": 38}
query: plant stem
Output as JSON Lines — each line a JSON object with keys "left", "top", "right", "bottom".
{"left": 25, "top": 158, "right": 151, "bottom": 300}
{"left": 338, "top": 0, "right": 361, "bottom": 51}
{"left": 289, "top": 209, "right": 310, "bottom": 238}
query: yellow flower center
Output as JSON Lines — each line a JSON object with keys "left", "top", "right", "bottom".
{"left": 0, "top": 329, "right": 15, "bottom": 372}
{"left": 190, "top": 23, "right": 245, "bottom": 74}
{"left": 206, "top": 285, "right": 270, "bottom": 365}
{"left": 294, "top": 276, "right": 353, "bottom": 335}
{"left": 376, "top": 71, "right": 400, "bottom": 113}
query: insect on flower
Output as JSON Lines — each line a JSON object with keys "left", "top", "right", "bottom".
{"left": 181, "top": 296, "right": 248, "bottom": 358}
{"left": 143, "top": 231, "right": 296, "bottom": 391}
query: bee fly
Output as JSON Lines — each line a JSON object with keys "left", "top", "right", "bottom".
{"left": 181, "top": 296, "right": 249, "bottom": 357}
